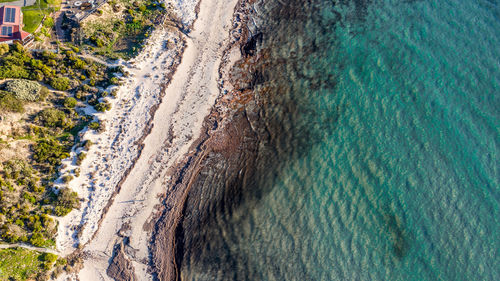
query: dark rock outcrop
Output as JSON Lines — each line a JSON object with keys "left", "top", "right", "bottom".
{"left": 106, "top": 242, "right": 137, "bottom": 281}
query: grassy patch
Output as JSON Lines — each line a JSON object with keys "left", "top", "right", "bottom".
{"left": 0, "top": 247, "right": 47, "bottom": 280}
{"left": 22, "top": 0, "right": 61, "bottom": 33}
{"left": 21, "top": 10, "right": 45, "bottom": 33}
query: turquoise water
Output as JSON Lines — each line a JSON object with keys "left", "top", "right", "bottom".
{"left": 180, "top": 0, "right": 499, "bottom": 280}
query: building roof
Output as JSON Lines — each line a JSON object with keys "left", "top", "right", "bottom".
{"left": 0, "top": 6, "right": 31, "bottom": 43}
{"left": 20, "top": 30, "right": 30, "bottom": 40}
{"left": 0, "top": 6, "right": 22, "bottom": 26}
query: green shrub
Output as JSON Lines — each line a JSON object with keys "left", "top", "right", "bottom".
{"left": 0, "top": 64, "right": 30, "bottom": 79}
{"left": 40, "top": 26, "right": 51, "bottom": 38}
{"left": 109, "top": 77, "right": 120, "bottom": 85}
{"left": 95, "top": 100, "right": 111, "bottom": 112}
{"left": 90, "top": 36, "right": 104, "bottom": 47}
{"left": 49, "top": 77, "right": 71, "bottom": 91}
{"left": 62, "top": 174, "right": 73, "bottom": 183}
{"left": 43, "top": 17, "right": 55, "bottom": 29}
{"left": 64, "top": 97, "right": 77, "bottom": 108}
{"left": 1, "top": 227, "right": 20, "bottom": 243}
{"left": 46, "top": 59, "right": 57, "bottom": 66}
{"left": 36, "top": 108, "right": 73, "bottom": 129}
{"left": 0, "top": 91, "right": 24, "bottom": 113}
{"left": 29, "top": 232, "right": 46, "bottom": 247}
{"left": 88, "top": 122, "right": 100, "bottom": 130}
{"left": 74, "top": 91, "right": 84, "bottom": 100}
{"left": 11, "top": 42, "right": 24, "bottom": 52}
{"left": 40, "top": 64, "right": 54, "bottom": 77}
{"left": 83, "top": 140, "right": 93, "bottom": 150}
{"left": 0, "top": 43, "right": 9, "bottom": 55}
{"left": 53, "top": 187, "right": 80, "bottom": 216}
{"left": 30, "top": 70, "right": 44, "bottom": 81}
{"left": 41, "top": 252, "right": 58, "bottom": 264}
{"left": 32, "top": 139, "right": 69, "bottom": 169}
{"left": 22, "top": 192, "right": 36, "bottom": 204}
{"left": 3, "top": 159, "right": 33, "bottom": 179}
{"left": 76, "top": 152, "right": 86, "bottom": 165}
{"left": 39, "top": 87, "right": 50, "bottom": 101}
{"left": 4, "top": 79, "right": 42, "bottom": 102}
{"left": 15, "top": 219, "right": 24, "bottom": 227}
{"left": 73, "top": 59, "right": 86, "bottom": 69}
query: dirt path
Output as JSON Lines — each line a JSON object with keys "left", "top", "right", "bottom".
{"left": 79, "top": 54, "right": 122, "bottom": 68}
{"left": 55, "top": 1, "right": 70, "bottom": 42}
{"left": 54, "top": 10, "right": 65, "bottom": 42}
{"left": 0, "top": 243, "right": 60, "bottom": 255}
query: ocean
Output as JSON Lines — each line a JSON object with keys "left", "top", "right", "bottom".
{"left": 177, "top": 0, "right": 500, "bottom": 280}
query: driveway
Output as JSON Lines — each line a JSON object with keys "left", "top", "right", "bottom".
{"left": 0, "top": 0, "right": 36, "bottom": 8}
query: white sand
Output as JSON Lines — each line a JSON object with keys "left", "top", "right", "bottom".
{"left": 56, "top": 29, "right": 183, "bottom": 256}
{"left": 55, "top": 0, "right": 240, "bottom": 280}
{"left": 167, "top": 0, "right": 199, "bottom": 26}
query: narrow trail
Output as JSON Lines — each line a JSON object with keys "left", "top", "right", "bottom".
{"left": 79, "top": 54, "right": 122, "bottom": 68}
{"left": 0, "top": 243, "right": 60, "bottom": 255}
{"left": 54, "top": 10, "right": 65, "bottom": 42}
{"left": 54, "top": 0, "right": 70, "bottom": 42}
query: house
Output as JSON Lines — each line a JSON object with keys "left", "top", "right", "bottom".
{"left": 0, "top": 6, "right": 31, "bottom": 45}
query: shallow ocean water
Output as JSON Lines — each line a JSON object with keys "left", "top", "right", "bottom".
{"left": 180, "top": 0, "right": 500, "bottom": 280}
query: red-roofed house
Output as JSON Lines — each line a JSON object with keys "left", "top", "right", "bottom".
{"left": 0, "top": 6, "right": 31, "bottom": 45}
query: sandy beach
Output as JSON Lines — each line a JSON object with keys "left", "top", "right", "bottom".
{"left": 53, "top": 0, "right": 241, "bottom": 279}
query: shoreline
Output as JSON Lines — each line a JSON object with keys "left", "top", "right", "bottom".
{"left": 54, "top": 0, "right": 245, "bottom": 280}
{"left": 56, "top": 27, "right": 187, "bottom": 256}
{"left": 150, "top": 0, "right": 260, "bottom": 279}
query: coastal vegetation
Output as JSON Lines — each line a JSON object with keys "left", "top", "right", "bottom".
{"left": 0, "top": 0, "right": 166, "bottom": 279}
{"left": 0, "top": 41, "right": 119, "bottom": 278}
{"left": 80, "top": 0, "right": 166, "bottom": 59}
{"left": 0, "top": 247, "right": 61, "bottom": 280}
